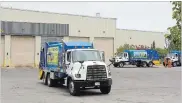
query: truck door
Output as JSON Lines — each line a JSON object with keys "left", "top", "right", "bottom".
{"left": 65, "top": 51, "right": 73, "bottom": 74}
{"left": 123, "top": 52, "right": 129, "bottom": 61}
{"left": 99, "top": 51, "right": 105, "bottom": 62}
{"left": 65, "top": 51, "right": 71, "bottom": 68}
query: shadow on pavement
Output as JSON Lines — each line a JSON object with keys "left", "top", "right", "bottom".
{"left": 38, "top": 82, "right": 105, "bottom": 96}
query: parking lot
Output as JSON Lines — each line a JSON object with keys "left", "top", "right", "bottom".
{"left": 1, "top": 66, "right": 181, "bottom": 103}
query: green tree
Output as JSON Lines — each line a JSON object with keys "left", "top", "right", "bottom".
{"left": 155, "top": 48, "right": 168, "bottom": 57}
{"left": 116, "top": 43, "right": 135, "bottom": 54}
{"left": 165, "top": 1, "right": 181, "bottom": 51}
{"left": 151, "top": 41, "right": 156, "bottom": 49}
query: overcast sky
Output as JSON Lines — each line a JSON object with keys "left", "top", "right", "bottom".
{"left": 0, "top": 1, "right": 176, "bottom": 32}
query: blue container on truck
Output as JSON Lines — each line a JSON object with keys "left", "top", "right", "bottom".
{"left": 39, "top": 41, "right": 112, "bottom": 96}
{"left": 110, "top": 49, "right": 160, "bottom": 68}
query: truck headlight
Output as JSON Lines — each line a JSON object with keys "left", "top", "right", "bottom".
{"left": 107, "top": 67, "right": 111, "bottom": 76}
{"left": 108, "top": 71, "right": 111, "bottom": 76}
{"left": 75, "top": 74, "right": 81, "bottom": 78}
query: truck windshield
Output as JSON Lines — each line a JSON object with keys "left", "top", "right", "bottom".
{"left": 117, "top": 53, "right": 124, "bottom": 57}
{"left": 72, "top": 50, "right": 101, "bottom": 62}
{"left": 167, "top": 53, "right": 176, "bottom": 57}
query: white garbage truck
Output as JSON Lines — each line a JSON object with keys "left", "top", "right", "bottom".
{"left": 39, "top": 41, "right": 112, "bottom": 96}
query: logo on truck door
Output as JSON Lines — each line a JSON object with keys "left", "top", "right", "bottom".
{"left": 47, "top": 47, "right": 59, "bottom": 65}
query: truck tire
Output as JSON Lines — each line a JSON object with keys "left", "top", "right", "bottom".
{"left": 136, "top": 65, "right": 140, "bottom": 67}
{"left": 100, "top": 86, "right": 111, "bottom": 94}
{"left": 113, "top": 64, "right": 118, "bottom": 67}
{"left": 68, "top": 79, "right": 80, "bottom": 96}
{"left": 119, "top": 62, "right": 124, "bottom": 68}
{"left": 172, "top": 62, "right": 177, "bottom": 67}
{"left": 42, "top": 73, "right": 47, "bottom": 85}
{"left": 142, "top": 62, "right": 147, "bottom": 67}
{"left": 148, "top": 62, "right": 153, "bottom": 67}
{"left": 47, "top": 73, "right": 55, "bottom": 87}
{"left": 163, "top": 62, "right": 165, "bottom": 66}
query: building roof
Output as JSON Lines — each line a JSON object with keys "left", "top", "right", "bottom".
{"left": 0, "top": 6, "right": 117, "bottom": 20}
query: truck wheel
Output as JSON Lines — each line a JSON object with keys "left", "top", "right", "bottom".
{"left": 136, "top": 65, "right": 140, "bottom": 67}
{"left": 119, "top": 62, "right": 124, "bottom": 68}
{"left": 47, "top": 74, "right": 55, "bottom": 87}
{"left": 113, "top": 64, "right": 118, "bottom": 67}
{"left": 42, "top": 73, "right": 47, "bottom": 85}
{"left": 100, "top": 86, "right": 111, "bottom": 94}
{"left": 68, "top": 79, "right": 80, "bottom": 96}
{"left": 148, "top": 62, "right": 153, "bottom": 67}
{"left": 172, "top": 62, "right": 177, "bottom": 67}
{"left": 142, "top": 62, "right": 147, "bottom": 67}
{"left": 163, "top": 62, "right": 165, "bottom": 66}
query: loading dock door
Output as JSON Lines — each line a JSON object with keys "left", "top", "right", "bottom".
{"left": 11, "top": 36, "right": 35, "bottom": 67}
{"left": 94, "top": 37, "right": 114, "bottom": 64}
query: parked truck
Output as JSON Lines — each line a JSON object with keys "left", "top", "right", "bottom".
{"left": 39, "top": 41, "right": 112, "bottom": 96}
{"left": 109, "top": 49, "right": 160, "bottom": 68}
{"left": 163, "top": 50, "right": 181, "bottom": 67}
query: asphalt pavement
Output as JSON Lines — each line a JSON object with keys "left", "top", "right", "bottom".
{"left": 1, "top": 66, "right": 181, "bottom": 103}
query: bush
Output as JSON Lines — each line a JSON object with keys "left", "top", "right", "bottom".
{"left": 116, "top": 43, "right": 135, "bottom": 54}
{"left": 154, "top": 48, "right": 168, "bottom": 59}
{"left": 116, "top": 43, "right": 149, "bottom": 54}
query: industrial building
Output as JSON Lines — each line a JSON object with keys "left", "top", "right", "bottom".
{"left": 0, "top": 7, "right": 165, "bottom": 68}
{"left": 116, "top": 29, "right": 165, "bottom": 49}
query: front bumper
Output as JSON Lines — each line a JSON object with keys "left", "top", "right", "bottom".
{"left": 74, "top": 78, "right": 112, "bottom": 87}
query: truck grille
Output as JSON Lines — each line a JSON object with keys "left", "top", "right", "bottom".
{"left": 86, "top": 65, "right": 107, "bottom": 81}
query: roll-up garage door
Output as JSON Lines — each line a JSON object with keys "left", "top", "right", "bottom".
{"left": 11, "top": 36, "right": 35, "bottom": 67}
{"left": 68, "top": 37, "right": 89, "bottom": 42}
{"left": 94, "top": 37, "right": 114, "bottom": 65}
{"left": 1, "top": 36, "right": 5, "bottom": 67}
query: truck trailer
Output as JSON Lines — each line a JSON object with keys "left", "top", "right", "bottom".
{"left": 110, "top": 49, "right": 160, "bottom": 68}
{"left": 39, "top": 41, "right": 112, "bottom": 96}
{"left": 163, "top": 50, "right": 181, "bottom": 67}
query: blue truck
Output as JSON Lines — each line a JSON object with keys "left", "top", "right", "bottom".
{"left": 163, "top": 50, "right": 181, "bottom": 67}
{"left": 110, "top": 49, "right": 160, "bottom": 68}
{"left": 39, "top": 41, "right": 112, "bottom": 96}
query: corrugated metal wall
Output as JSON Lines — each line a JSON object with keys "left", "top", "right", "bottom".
{"left": 1, "top": 21, "right": 69, "bottom": 36}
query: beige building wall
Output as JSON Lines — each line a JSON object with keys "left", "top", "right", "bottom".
{"left": 116, "top": 29, "right": 165, "bottom": 50}
{"left": 0, "top": 7, "right": 117, "bottom": 64}
{"left": 0, "top": 7, "right": 116, "bottom": 38}
{"left": 68, "top": 36, "right": 90, "bottom": 42}
{"left": 35, "top": 36, "right": 41, "bottom": 68}
{"left": 4, "top": 35, "right": 11, "bottom": 67}
{"left": 1, "top": 36, "right": 5, "bottom": 67}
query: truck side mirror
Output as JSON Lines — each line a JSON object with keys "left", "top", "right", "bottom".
{"left": 100, "top": 51, "right": 105, "bottom": 62}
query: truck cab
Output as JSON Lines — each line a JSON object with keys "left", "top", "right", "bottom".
{"left": 163, "top": 51, "right": 181, "bottom": 67}
{"left": 65, "top": 48, "right": 111, "bottom": 80}
{"left": 39, "top": 41, "right": 112, "bottom": 96}
{"left": 115, "top": 52, "right": 129, "bottom": 62}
